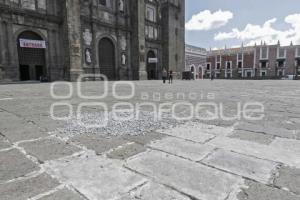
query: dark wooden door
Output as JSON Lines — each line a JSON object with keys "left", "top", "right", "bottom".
{"left": 99, "top": 38, "right": 116, "bottom": 80}
{"left": 147, "top": 51, "right": 157, "bottom": 80}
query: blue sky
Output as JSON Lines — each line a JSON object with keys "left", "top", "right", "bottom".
{"left": 185, "top": 0, "right": 300, "bottom": 49}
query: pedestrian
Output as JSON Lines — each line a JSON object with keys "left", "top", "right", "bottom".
{"left": 169, "top": 70, "right": 173, "bottom": 84}
{"left": 162, "top": 68, "right": 167, "bottom": 84}
{"left": 211, "top": 71, "right": 215, "bottom": 81}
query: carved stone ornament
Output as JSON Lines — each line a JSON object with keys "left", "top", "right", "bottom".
{"left": 83, "top": 29, "right": 92, "bottom": 46}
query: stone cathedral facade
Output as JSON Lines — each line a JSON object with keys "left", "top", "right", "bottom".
{"left": 0, "top": 0, "right": 185, "bottom": 81}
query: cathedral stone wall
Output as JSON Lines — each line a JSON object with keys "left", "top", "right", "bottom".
{"left": 0, "top": 0, "right": 185, "bottom": 81}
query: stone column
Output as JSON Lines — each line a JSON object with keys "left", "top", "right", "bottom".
{"left": 65, "top": 0, "right": 83, "bottom": 81}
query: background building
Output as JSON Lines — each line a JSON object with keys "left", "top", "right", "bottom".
{"left": 205, "top": 42, "right": 300, "bottom": 79}
{"left": 185, "top": 44, "right": 207, "bottom": 79}
{"left": 0, "top": 0, "right": 185, "bottom": 82}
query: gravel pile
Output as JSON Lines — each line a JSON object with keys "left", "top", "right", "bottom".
{"left": 57, "top": 111, "right": 183, "bottom": 137}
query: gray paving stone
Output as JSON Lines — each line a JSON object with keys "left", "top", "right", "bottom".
{"left": 126, "top": 150, "right": 245, "bottom": 200}
{"left": 0, "top": 149, "right": 39, "bottom": 182}
{"left": 30, "top": 115, "right": 66, "bottom": 132}
{"left": 107, "top": 142, "right": 147, "bottom": 160}
{"left": 208, "top": 137, "right": 300, "bottom": 168}
{"left": 0, "top": 173, "right": 59, "bottom": 200}
{"left": 202, "top": 149, "right": 279, "bottom": 184}
{"left": 20, "top": 138, "right": 81, "bottom": 162}
{"left": 70, "top": 134, "right": 129, "bottom": 155}
{"left": 149, "top": 137, "right": 215, "bottom": 161}
{"left": 230, "top": 129, "right": 274, "bottom": 145}
{"left": 237, "top": 180, "right": 300, "bottom": 200}
{"left": 274, "top": 166, "right": 300, "bottom": 195}
{"left": 39, "top": 188, "right": 84, "bottom": 200}
{"left": 270, "top": 138, "right": 300, "bottom": 153}
{"left": 157, "top": 124, "right": 215, "bottom": 143}
{"left": 44, "top": 152, "right": 146, "bottom": 200}
{"left": 236, "top": 122, "right": 296, "bottom": 139}
{"left": 0, "top": 122, "right": 48, "bottom": 143}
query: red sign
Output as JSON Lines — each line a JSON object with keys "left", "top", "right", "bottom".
{"left": 19, "top": 39, "right": 46, "bottom": 49}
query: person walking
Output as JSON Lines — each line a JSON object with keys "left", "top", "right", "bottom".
{"left": 211, "top": 71, "right": 215, "bottom": 81}
{"left": 162, "top": 69, "right": 167, "bottom": 84}
{"left": 169, "top": 70, "right": 173, "bottom": 84}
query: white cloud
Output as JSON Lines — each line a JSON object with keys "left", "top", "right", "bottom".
{"left": 185, "top": 10, "right": 233, "bottom": 31}
{"left": 214, "top": 13, "right": 300, "bottom": 46}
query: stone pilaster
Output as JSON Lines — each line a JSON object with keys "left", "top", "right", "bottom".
{"left": 65, "top": 0, "right": 83, "bottom": 81}
{"left": 130, "top": 0, "right": 146, "bottom": 80}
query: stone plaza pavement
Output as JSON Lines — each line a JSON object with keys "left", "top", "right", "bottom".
{"left": 0, "top": 80, "right": 300, "bottom": 200}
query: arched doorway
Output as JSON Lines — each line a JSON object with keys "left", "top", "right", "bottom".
{"left": 147, "top": 50, "right": 157, "bottom": 80}
{"left": 17, "top": 31, "right": 46, "bottom": 81}
{"left": 99, "top": 38, "right": 116, "bottom": 80}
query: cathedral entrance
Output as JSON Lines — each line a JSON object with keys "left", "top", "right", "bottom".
{"left": 17, "top": 31, "right": 46, "bottom": 81}
{"left": 99, "top": 38, "right": 116, "bottom": 80}
{"left": 147, "top": 50, "right": 157, "bottom": 80}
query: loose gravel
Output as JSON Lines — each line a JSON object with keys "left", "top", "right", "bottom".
{"left": 56, "top": 111, "right": 184, "bottom": 137}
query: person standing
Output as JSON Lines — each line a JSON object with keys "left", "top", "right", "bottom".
{"left": 169, "top": 70, "right": 173, "bottom": 84}
{"left": 211, "top": 71, "right": 215, "bottom": 81}
{"left": 162, "top": 69, "right": 167, "bottom": 84}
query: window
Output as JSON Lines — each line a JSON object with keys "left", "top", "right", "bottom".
{"left": 260, "top": 47, "right": 268, "bottom": 59}
{"left": 145, "top": 25, "right": 158, "bottom": 39}
{"left": 146, "top": 5, "right": 156, "bottom": 22}
{"left": 238, "top": 53, "right": 243, "bottom": 61}
{"left": 21, "top": 0, "right": 46, "bottom": 10}
{"left": 278, "top": 61, "right": 284, "bottom": 68}
{"left": 226, "top": 62, "right": 231, "bottom": 69}
{"left": 99, "top": 0, "right": 106, "bottom": 6}
{"left": 261, "top": 61, "right": 267, "bottom": 68}
{"left": 278, "top": 48, "right": 286, "bottom": 58}
{"left": 296, "top": 48, "right": 300, "bottom": 57}
{"left": 261, "top": 71, "right": 266, "bottom": 77}
{"left": 206, "top": 63, "right": 211, "bottom": 70}
{"left": 216, "top": 63, "right": 221, "bottom": 69}
{"left": 238, "top": 61, "right": 242, "bottom": 68}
